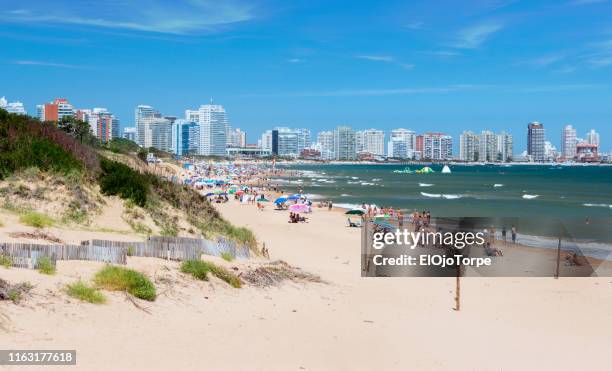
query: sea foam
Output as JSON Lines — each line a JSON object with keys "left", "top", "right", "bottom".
{"left": 522, "top": 194, "right": 539, "bottom": 199}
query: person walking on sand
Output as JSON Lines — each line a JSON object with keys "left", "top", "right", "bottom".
{"left": 511, "top": 226, "right": 517, "bottom": 244}
{"left": 502, "top": 226, "right": 507, "bottom": 245}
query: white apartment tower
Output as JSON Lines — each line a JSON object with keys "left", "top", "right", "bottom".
{"left": 197, "top": 104, "right": 228, "bottom": 156}
{"left": 562, "top": 125, "right": 577, "bottom": 160}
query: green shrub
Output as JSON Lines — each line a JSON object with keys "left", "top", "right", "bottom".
{"left": 98, "top": 158, "right": 149, "bottom": 207}
{"left": 94, "top": 266, "right": 156, "bottom": 301}
{"left": 0, "top": 255, "right": 12, "bottom": 268}
{"left": 220, "top": 252, "right": 233, "bottom": 262}
{"left": 36, "top": 256, "right": 56, "bottom": 275}
{"left": 19, "top": 211, "right": 54, "bottom": 228}
{"left": 181, "top": 260, "right": 241, "bottom": 288}
{"left": 126, "top": 246, "right": 135, "bottom": 257}
{"left": 65, "top": 281, "right": 106, "bottom": 304}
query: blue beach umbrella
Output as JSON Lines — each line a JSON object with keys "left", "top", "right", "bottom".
{"left": 274, "top": 197, "right": 288, "bottom": 204}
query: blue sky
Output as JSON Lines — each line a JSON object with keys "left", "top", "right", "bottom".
{"left": 1, "top": 0, "right": 611, "bottom": 152}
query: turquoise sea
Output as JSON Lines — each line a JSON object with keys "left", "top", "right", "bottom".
{"left": 272, "top": 164, "right": 612, "bottom": 259}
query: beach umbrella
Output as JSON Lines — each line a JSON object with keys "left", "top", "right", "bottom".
{"left": 287, "top": 195, "right": 300, "bottom": 200}
{"left": 205, "top": 192, "right": 214, "bottom": 197}
{"left": 228, "top": 189, "right": 236, "bottom": 194}
{"left": 289, "top": 204, "right": 309, "bottom": 212}
{"left": 345, "top": 209, "right": 365, "bottom": 215}
{"left": 258, "top": 198, "right": 270, "bottom": 202}
{"left": 274, "top": 197, "right": 287, "bottom": 204}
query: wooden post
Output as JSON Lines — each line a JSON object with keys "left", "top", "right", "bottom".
{"left": 455, "top": 261, "right": 461, "bottom": 311}
{"left": 555, "top": 224, "right": 562, "bottom": 279}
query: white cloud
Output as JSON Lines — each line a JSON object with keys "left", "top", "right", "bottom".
{"left": 451, "top": 21, "right": 504, "bottom": 49}
{"left": 355, "top": 55, "right": 414, "bottom": 70}
{"left": 13, "top": 60, "right": 83, "bottom": 69}
{"left": 1, "top": 1, "right": 256, "bottom": 35}
{"left": 356, "top": 55, "right": 395, "bottom": 62}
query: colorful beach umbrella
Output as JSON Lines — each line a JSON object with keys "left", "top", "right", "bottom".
{"left": 345, "top": 209, "right": 365, "bottom": 215}
{"left": 274, "top": 197, "right": 287, "bottom": 204}
{"left": 289, "top": 204, "right": 309, "bottom": 212}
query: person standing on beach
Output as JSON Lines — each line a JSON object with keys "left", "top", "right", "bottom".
{"left": 328, "top": 201, "right": 333, "bottom": 211}
{"left": 511, "top": 226, "right": 517, "bottom": 244}
{"left": 502, "top": 226, "right": 507, "bottom": 245}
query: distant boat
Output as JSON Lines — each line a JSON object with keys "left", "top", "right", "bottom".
{"left": 441, "top": 165, "right": 451, "bottom": 174}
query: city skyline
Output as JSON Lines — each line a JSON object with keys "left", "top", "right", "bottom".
{"left": 1, "top": 0, "right": 611, "bottom": 151}
{"left": 1, "top": 94, "right": 607, "bottom": 161}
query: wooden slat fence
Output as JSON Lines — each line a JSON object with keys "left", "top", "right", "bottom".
{"left": 0, "top": 242, "right": 126, "bottom": 269}
{"left": 1, "top": 235, "right": 251, "bottom": 269}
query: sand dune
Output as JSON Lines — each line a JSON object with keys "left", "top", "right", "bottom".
{"left": 1, "top": 200, "right": 611, "bottom": 370}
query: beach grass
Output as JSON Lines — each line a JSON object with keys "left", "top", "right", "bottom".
{"left": 65, "top": 281, "right": 106, "bottom": 304}
{"left": 180, "top": 259, "right": 241, "bottom": 288}
{"left": 19, "top": 211, "right": 54, "bottom": 228}
{"left": 36, "top": 256, "right": 56, "bottom": 275}
{"left": 0, "top": 255, "right": 12, "bottom": 268}
{"left": 220, "top": 252, "right": 234, "bottom": 262}
{"left": 94, "top": 266, "right": 156, "bottom": 301}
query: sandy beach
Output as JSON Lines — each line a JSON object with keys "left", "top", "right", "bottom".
{"left": 2, "top": 197, "right": 612, "bottom": 371}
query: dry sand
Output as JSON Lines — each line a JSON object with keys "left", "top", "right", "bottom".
{"left": 1, "top": 200, "right": 612, "bottom": 370}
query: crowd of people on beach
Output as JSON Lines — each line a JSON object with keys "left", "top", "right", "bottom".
{"left": 180, "top": 161, "right": 530, "bottom": 260}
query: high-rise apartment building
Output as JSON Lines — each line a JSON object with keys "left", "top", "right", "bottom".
{"left": 496, "top": 131, "right": 513, "bottom": 162}
{"left": 561, "top": 125, "right": 577, "bottom": 160}
{"left": 459, "top": 131, "right": 479, "bottom": 162}
{"left": 478, "top": 130, "right": 497, "bottom": 162}
{"left": 135, "top": 105, "right": 160, "bottom": 146}
{"left": 317, "top": 131, "right": 335, "bottom": 160}
{"left": 144, "top": 118, "right": 172, "bottom": 152}
{"left": 196, "top": 104, "right": 228, "bottom": 156}
{"left": 0, "top": 96, "right": 26, "bottom": 115}
{"left": 123, "top": 127, "right": 137, "bottom": 142}
{"left": 527, "top": 122, "right": 545, "bottom": 162}
{"left": 171, "top": 119, "right": 200, "bottom": 156}
{"left": 422, "top": 133, "right": 452, "bottom": 160}
{"left": 334, "top": 126, "right": 356, "bottom": 160}
{"left": 356, "top": 129, "right": 385, "bottom": 156}
{"left": 387, "top": 128, "right": 416, "bottom": 158}
{"left": 227, "top": 127, "right": 247, "bottom": 148}
{"left": 89, "top": 108, "right": 119, "bottom": 142}
{"left": 259, "top": 130, "right": 272, "bottom": 151}
{"left": 38, "top": 98, "right": 74, "bottom": 122}
{"left": 586, "top": 129, "right": 600, "bottom": 148}
{"left": 271, "top": 127, "right": 299, "bottom": 157}
{"left": 296, "top": 128, "right": 311, "bottom": 153}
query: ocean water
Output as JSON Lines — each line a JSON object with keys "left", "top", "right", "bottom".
{"left": 272, "top": 164, "right": 612, "bottom": 259}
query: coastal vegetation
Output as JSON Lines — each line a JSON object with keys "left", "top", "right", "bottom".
{"left": 0, "top": 254, "right": 12, "bottom": 268}
{"left": 19, "top": 211, "right": 55, "bottom": 228}
{"left": 0, "top": 108, "right": 257, "bottom": 248}
{"left": 94, "top": 265, "right": 156, "bottom": 301}
{"left": 0, "top": 279, "right": 32, "bottom": 303}
{"left": 180, "top": 259, "right": 242, "bottom": 288}
{"left": 36, "top": 256, "right": 56, "bottom": 275}
{"left": 65, "top": 281, "right": 107, "bottom": 304}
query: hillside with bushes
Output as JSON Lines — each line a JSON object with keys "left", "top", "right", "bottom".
{"left": 0, "top": 109, "right": 256, "bottom": 249}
